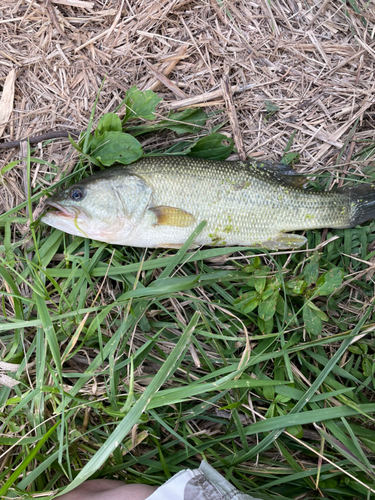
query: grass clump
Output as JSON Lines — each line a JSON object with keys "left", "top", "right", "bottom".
{"left": 0, "top": 87, "right": 375, "bottom": 500}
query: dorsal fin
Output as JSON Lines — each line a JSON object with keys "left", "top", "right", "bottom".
{"left": 244, "top": 160, "right": 306, "bottom": 188}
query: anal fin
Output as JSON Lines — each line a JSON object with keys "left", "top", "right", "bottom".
{"left": 263, "top": 233, "right": 307, "bottom": 250}
{"left": 158, "top": 243, "right": 199, "bottom": 249}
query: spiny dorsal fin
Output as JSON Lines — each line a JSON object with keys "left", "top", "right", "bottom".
{"left": 150, "top": 206, "right": 196, "bottom": 227}
{"left": 244, "top": 160, "right": 306, "bottom": 188}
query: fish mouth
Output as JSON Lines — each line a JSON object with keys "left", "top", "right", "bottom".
{"left": 44, "top": 201, "right": 76, "bottom": 219}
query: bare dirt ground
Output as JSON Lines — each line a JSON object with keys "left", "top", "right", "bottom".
{"left": 1, "top": 0, "right": 375, "bottom": 216}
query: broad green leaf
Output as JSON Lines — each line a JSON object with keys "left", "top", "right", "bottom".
{"left": 363, "top": 357, "right": 372, "bottom": 377}
{"left": 348, "top": 344, "right": 365, "bottom": 354}
{"left": 95, "top": 113, "right": 122, "bottom": 135}
{"left": 258, "top": 291, "right": 279, "bottom": 321}
{"left": 92, "top": 131, "right": 143, "bottom": 165}
{"left": 125, "top": 109, "right": 208, "bottom": 137}
{"left": 187, "top": 133, "right": 234, "bottom": 160}
{"left": 242, "top": 296, "right": 260, "bottom": 314}
{"left": 303, "top": 254, "right": 320, "bottom": 284}
{"left": 161, "top": 108, "right": 207, "bottom": 134}
{"left": 244, "top": 256, "right": 261, "bottom": 272}
{"left": 307, "top": 301, "right": 328, "bottom": 321}
{"left": 233, "top": 290, "right": 257, "bottom": 306}
{"left": 316, "top": 267, "right": 344, "bottom": 296}
{"left": 261, "top": 287, "right": 274, "bottom": 301}
{"left": 258, "top": 316, "right": 273, "bottom": 334}
{"left": 255, "top": 276, "right": 267, "bottom": 294}
{"left": 162, "top": 140, "right": 195, "bottom": 153}
{"left": 303, "top": 303, "right": 322, "bottom": 336}
{"left": 286, "top": 279, "right": 307, "bottom": 295}
{"left": 122, "top": 85, "right": 162, "bottom": 123}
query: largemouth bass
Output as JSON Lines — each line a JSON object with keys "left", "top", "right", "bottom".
{"left": 41, "top": 156, "right": 375, "bottom": 249}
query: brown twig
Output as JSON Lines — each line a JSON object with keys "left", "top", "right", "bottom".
{"left": 45, "top": 0, "right": 66, "bottom": 38}
{"left": 221, "top": 75, "right": 246, "bottom": 161}
{"left": 166, "top": 70, "right": 291, "bottom": 111}
{"left": 0, "top": 131, "right": 80, "bottom": 150}
{"left": 180, "top": 16, "right": 215, "bottom": 84}
{"left": 145, "top": 45, "right": 189, "bottom": 92}
{"left": 143, "top": 60, "right": 188, "bottom": 100}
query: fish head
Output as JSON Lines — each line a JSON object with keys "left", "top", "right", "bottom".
{"left": 41, "top": 173, "right": 145, "bottom": 243}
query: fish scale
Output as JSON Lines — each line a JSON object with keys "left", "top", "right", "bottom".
{"left": 42, "top": 156, "right": 375, "bottom": 249}
{"left": 124, "top": 157, "right": 350, "bottom": 247}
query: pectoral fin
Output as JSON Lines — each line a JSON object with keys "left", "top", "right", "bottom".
{"left": 263, "top": 233, "right": 307, "bottom": 250}
{"left": 150, "top": 206, "right": 195, "bottom": 228}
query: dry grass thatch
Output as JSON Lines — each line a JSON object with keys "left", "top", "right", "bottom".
{"left": 1, "top": 0, "right": 375, "bottom": 215}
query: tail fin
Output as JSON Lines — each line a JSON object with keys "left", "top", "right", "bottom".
{"left": 348, "top": 183, "right": 375, "bottom": 227}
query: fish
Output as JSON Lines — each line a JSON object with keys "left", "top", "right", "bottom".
{"left": 41, "top": 156, "right": 375, "bottom": 250}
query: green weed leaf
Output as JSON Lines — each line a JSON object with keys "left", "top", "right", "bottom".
{"left": 281, "top": 152, "right": 300, "bottom": 165}
{"left": 258, "top": 316, "right": 274, "bottom": 334}
{"left": 124, "top": 108, "right": 208, "bottom": 137}
{"left": 362, "top": 357, "right": 372, "bottom": 377}
{"left": 233, "top": 291, "right": 259, "bottom": 314}
{"left": 303, "top": 254, "right": 320, "bottom": 284}
{"left": 264, "top": 100, "right": 279, "bottom": 119}
{"left": 303, "top": 302, "right": 323, "bottom": 336}
{"left": 316, "top": 267, "right": 344, "bottom": 296}
{"left": 187, "top": 133, "right": 234, "bottom": 160}
{"left": 161, "top": 108, "right": 207, "bottom": 134}
{"left": 258, "top": 291, "right": 279, "bottom": 321}
{"left": 122, "top": 86, "right": 162, "bottom": 123}
{"left": 95, "top": 113, "right": 122, "bottom": 135}
{"left": 307, "top": 301, "right": 328, "bottom": 321}
{"left": 254, "top": 276, "right": 267, "bottom": 294}
{"left": 92, "top": 131, "right": 143, "bottom": 166}
{"left": 286, "top": 279, "right": 307, "bottom": 295}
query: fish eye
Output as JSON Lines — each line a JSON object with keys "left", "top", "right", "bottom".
{"left": 70, "top": 187, "right": 84, "bottom": 201}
